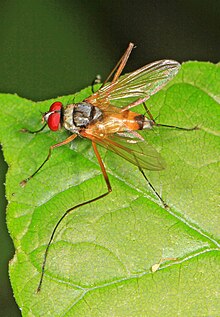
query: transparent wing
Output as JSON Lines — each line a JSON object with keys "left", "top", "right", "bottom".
{"left": 87, "top": 60, "right": 180, "bottom": 108}
{"left": 92, "top": 133, "right": 165, "bottom": 171}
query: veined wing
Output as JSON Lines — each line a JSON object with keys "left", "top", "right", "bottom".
{"left": 92, "top": 133, "right": 165, "bottom": 171}
{"left": 87, "top": 60, "right": 180, "bottom": 108}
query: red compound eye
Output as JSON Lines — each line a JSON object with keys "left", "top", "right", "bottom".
{"left": 47, "top": 101, "right": 63, "bottom": 131}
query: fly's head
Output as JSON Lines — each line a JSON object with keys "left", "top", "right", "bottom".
{"left": 43, "top": 101, "right": 63, "bottom": 131}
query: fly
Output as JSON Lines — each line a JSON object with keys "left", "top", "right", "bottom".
{"left": 20, "top": 42, "right": 197, "bottom": 292}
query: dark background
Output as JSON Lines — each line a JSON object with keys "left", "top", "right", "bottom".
{"left": 0, "top": 1, "right": 219, "bottom": 315}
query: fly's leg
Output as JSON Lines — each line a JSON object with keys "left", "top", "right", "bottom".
{"left": 131, "top": 150, "right": 168, "bottom": 208}
{"left": 101, "top": 42, "right": 135, "bottom": 87}
{"left": 86, "top": 43, "right": 135, "bottom": 102}
{"left": 142, "top": 102, "right": 199, "bottom": 131}
{"left": 91, "top": 74, "right": 102, "bottom": 93}
{"left": 36, "top": 141, "right": 112, "bottom": 292}
{"left": 20, "top": 123, "right": 48, "bottom": 134}
{"left": 138, "top": 102, "right": 198, "bottom": 207}
{"left": 122, "top": 101, "right": 198, "bottom": 131}
{"left": 92, "top": 141, "right": 112, "bottom": 193}
{"left": 142, "top": 102, "right": 156, "bottom": 122}
{"left": 121, "top": 97, "right": 151, "bottom": 112}
{"left": 138, "top": 166, "right": 169, "bottom": 209}
{"left": 20, "top": 134, "right": 77, "bottom": 187}
{"left": 154, "top": 122, "right": 199, "bottom": 131}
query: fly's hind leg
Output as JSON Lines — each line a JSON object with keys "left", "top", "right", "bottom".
{"left": 87, "top": 43, "right": 135, "bottom": 100}
{"left": 101, "top": 42, "right": 135, "bottom": 87}
{"left": 138, "top": 166, "right": 169, "bottom": 209}
{"left": 142, "top": 102, "right": 199, "bottom": 131}
{"left": 138, "top": 102, "right": 198, "bottom": 208}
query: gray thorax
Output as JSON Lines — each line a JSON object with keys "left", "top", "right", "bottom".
{"left": 63, "top": 102, "right": 103, "bottom": 133}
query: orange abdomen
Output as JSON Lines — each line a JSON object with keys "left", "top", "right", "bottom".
{"left": 85, "top": 109, "right": 150, "bottom": 137}
{"left": 120, "top": 109, "right": 145, "bottom": 130}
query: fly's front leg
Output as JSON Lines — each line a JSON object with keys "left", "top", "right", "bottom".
{"left": 20, "top": 134, "right": 77, "bottom": 187}
{"left": 20, "top": 123, "right": 48, "bottom": 134}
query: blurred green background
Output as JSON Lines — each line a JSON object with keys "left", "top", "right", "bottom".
{"left": 0, "top": 1, "right": 219, "bottom": 315}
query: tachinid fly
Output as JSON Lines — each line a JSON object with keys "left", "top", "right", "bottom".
{"left": 20, "top": 42, "right": 196, "bottom": 292}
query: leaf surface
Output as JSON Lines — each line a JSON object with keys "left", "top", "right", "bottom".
{"left": 0, "top": 62, "right": 219, "bottom": 316}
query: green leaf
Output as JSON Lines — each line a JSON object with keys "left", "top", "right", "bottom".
{"left": 0, "top": 61, "right": 219, "bottom": 316}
